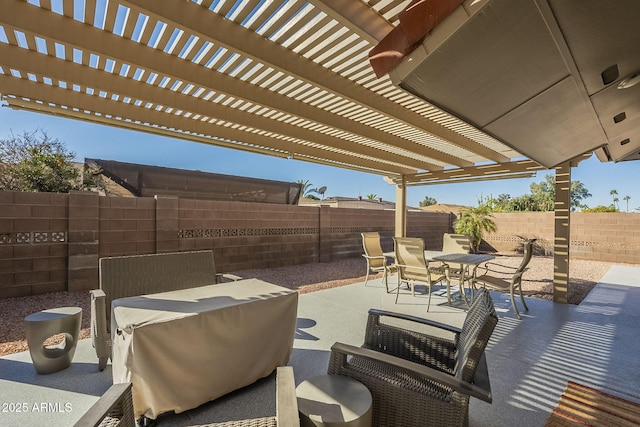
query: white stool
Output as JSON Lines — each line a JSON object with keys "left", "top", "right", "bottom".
{"left": 297, "top": 374, "right": 372, "bottom": 427}
{"left": 24, "top": 307, "right": 82, "bottom": 374}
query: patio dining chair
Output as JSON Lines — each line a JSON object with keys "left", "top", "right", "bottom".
{"left": 433, "top": 233, "right": 472, "bottom": 291}
{"left": 471, "top": 238, "right": 536, "bottom": 319}
{"left": 394, "top": 237, "right": 448, "bottom": 311}
{"left": 361, "top": 232, "right": 395, "bottom": 292}
{"left": 328, "top": 287, "right": 498, "bottom": 427}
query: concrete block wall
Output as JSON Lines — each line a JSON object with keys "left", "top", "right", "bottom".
{"left": 98, "top": 195, "right": 156, "bottom": 257}
{"left": 177, "top": 199, "right": 320, "bottom": 271}
{"left": 570, "top": 213, "right": 640, "bottom": 264}
{"left": 488, "top": 212, "right": 640, "bottom": 264}
{"left": 319, "top": 207, "right": 397, "bottom": 262}
{"left": 487, "top": 213, "right": 555, "bottom": 253}
{"left": 407, "top": 211, "right": 455, "bottom": 250}
{"left": 4, "top": 189, "right": 640, "bottom": 298}
{"left": 0, "top": 191, "right": 69, "bottom": 298}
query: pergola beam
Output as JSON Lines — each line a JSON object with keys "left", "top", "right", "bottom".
{"left": 1, "top": 1, "right": 464, "bottom": 169}
{"left": 0, "top": 75, "right": 413, "bottom": 175}
{"left": 0, "top": 43, "right": 426, "bottom": 173}
{"left": 311, "top": 0, "right": 393, "bottom": 44}
{"left": 123, "top": 0, "right": 505, "bottom": 164}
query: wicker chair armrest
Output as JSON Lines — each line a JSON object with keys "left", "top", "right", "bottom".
{"left": 330, "top": 342, "right": 492, "bottom": 403}
{"left": 276, "top": 366, "right": 300, "bottom": 427}
{"left": 215, "top": 273, "right": 243, "bottom": 283}
{"left": 90, "top": 289, "right": 110, "bottom": 365}
{"left": 368, "top": 308, "right": 462, "bottom": 335}
{"left": 73, "top": 383, "right": 134, "bottom": 427}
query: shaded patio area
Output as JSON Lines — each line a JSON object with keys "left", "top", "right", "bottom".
{"left": 1, "top": 265, "right": 639, "bottom": 426}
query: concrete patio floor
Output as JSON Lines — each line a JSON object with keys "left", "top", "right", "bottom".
{"left": 1, "top": 265, "right": 639, "bottom": 427}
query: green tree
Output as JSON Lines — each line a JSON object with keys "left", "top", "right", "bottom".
{"left": 0, "top": 130, "right": 103, "bottom": 193}
{"left": 296, "top": 179, "right": 320, "bottom": 200}
{"left": 582, "top": 205, "right": 618, "bottom": 213}
{"left": 500, "top": 174, "right": 592, "bottom": 212}
{"left": 454, "top": 204, "right": 497, "bottom": 253}
{"left": 491, "top": 194, "right": 512, "bottom": 211}
{"left": 366, "top": 193, "right": 377, "bottom": 200}
{"left": 418, "top": 195, "right": 437, "bottom": 207}
{"left": 623, "top": 195, "right": 631, "bottom": 212}
{"left": 529, "top": 175, "right": 555, "bottom": 211}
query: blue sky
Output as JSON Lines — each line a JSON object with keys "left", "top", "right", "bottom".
{"left": 1, "top": 105, "right": 638, "bottom": 211}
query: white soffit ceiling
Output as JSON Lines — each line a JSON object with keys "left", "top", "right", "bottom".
{"left": 390, "top": 0, "right": 640, "bottom": 167}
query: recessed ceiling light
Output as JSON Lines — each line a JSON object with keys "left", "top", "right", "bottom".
{"left": 602, "top": 64, "right": 619, "bottom": 85}
{"left": 618, "top": 72, "right": 640, "bottom": 89}
{"left": 614, "top": 112, "right": 626, "bottom": 123}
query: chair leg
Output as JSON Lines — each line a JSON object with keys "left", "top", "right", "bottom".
{"left": 364, "top": 263, "right": 371, "bottom": 287}
{"left": 510, "top": 288, "right": 521, "bottom": 320}
{"left": 383, "top": 267, "right": 389, "bottom": 292}
{"left": 517, "top": 283, "right": 529, "bottom": 312}
{"left": 426, "top": 282, "right": 431, "bottom": 312}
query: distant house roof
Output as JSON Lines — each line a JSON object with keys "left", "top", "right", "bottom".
{"left": 86, "top": 158, "right": 301, "bottom": 204}
{"left": 299, "top": 196, "right": 421, "bottom": 211}
{"left": 419, "top": 204, "right": 467, "bottom": 214}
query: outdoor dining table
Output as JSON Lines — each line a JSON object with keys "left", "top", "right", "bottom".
{"left": 110, "top": 278, "right": 298, "bottom": 421}
{"left": 384, "top": 250, "right": 494, "bottom": 305}
{"left": 431, "top": 252, "right": 495, "bottom": 304}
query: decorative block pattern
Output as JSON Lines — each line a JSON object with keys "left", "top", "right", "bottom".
{"left": 179, "top": 227, "right": 319, "bottom": 238}
{"left": 0, "top": 231, "right": 67, "bottom": 245}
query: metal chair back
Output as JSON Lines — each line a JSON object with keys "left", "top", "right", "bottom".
{"left": 362, "top": 232, "right": 385, "bottom": 269}
{"left": 443, "top": 233, "right": 471, "bottom": 253}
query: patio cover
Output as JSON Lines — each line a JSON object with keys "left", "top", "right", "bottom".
{"left": 0, "top": 0, "right": 629, "bottom": 302}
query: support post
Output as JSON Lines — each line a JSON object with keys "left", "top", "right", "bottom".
{"left": 553, "top": 162, "right": 571, "bottom": 303}
{"left": 395, "top": 176, "right": 407, "bottom": 237}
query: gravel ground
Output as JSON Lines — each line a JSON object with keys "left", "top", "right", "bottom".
{"left": 0, "top": 254, "right": 620, "bottom": 357}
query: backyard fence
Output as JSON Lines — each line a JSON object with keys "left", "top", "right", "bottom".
{"left": 1, "top": 189, "right": 639, "bottom": 298}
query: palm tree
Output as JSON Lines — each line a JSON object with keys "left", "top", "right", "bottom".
{"left": 366, "top": 193, "right": 377, "bottom": 200}
{"left": 623, "top": 195, "right": 631, "bottom": 212}
{"left": 296, "top": 179, "right": 319, "bottom": 199}
{"left": 454, "top": 205, "right": 497, "bottom": 253}
{"left": 610, "top": 189, "right": 619, "bottom": 210}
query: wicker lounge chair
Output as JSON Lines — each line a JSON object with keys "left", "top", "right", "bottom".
{"left": 361, "top": 232, "right": 395, "bottom": 292}
{"left": 471, "top": 238, "right": 536, "bottom": 319}
{"left": 193, "top": 367, "right": 300, "bottom": 427}
{"left": 328, "top": 288, "right": 498, "bottom": 427}
{"left": 74, "top": 383, "right": 135, "bottom": 427}
{"left": 393, "top": 237, "right": 447, "bottom": 310}
{"left": 75, "top": 368, "right": 298, "bottom": 427}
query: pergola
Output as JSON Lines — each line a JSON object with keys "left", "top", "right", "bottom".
{"left": 1, "top": 0, "right": 638, "bottom": 302}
